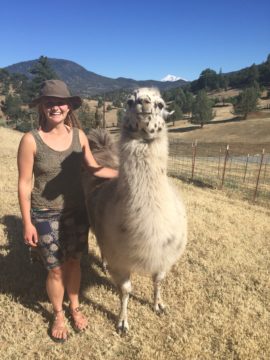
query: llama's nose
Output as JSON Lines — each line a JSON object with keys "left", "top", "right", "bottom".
{"left": 142, "top": 102, "right": 152, "bottom": 113}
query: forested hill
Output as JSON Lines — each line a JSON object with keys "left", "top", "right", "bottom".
{"left": 5, "top": 58, "right": 187, "bottom": 96}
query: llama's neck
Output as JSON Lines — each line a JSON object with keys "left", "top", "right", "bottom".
{"left": 118, "top": 134, "right": 169, "bottom": 204}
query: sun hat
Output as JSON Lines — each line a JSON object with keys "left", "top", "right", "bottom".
{"left": 29, "top": 79, "right": 82, "bottom": 110}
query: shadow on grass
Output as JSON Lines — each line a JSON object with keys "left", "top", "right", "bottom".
{"left": 208, "top": 116, "right": 242, "bottom": 125}
{"left": 168, "top": 125, "right": 201, "bottom": 133}
{"left": 168, "top": 116, "right": 243, "bottom": 134}
{"left": 0, "top": 215, "right": 151, "bottom": 328}
{"left": 170, "top": 174, "right": 215, "bottom": 189}
{"left": 0, "top": 214, "right": 51, "bottom": 321}
{"left": 80, "top": 248, "right": 153, "bottom": 327}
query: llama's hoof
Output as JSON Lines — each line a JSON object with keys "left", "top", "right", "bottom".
{"left": 117, "top": 320, "right": 129, "bottom": 335}
{"left": 154, "top": 303, "right": 167, "bottom": 315}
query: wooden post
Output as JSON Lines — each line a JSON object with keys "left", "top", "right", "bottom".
{"left": 102, "top": 95, "right": 106, "bottom": 128}
{"left": 191, "top": 140, "right": 197, "bottom": 180}
{"left": 220, "top": 145, "right": 229, "bottom": 189}
{"left": 217, "top": 148, "right": 221, "bottom": 178}
{"left": 253, "top": 149, "right": 265, "bottom": 203}
{"left": 243, "top": 154, "right": 249, "bottom": 183}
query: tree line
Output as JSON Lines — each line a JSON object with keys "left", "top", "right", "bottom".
{"left": 0, "top": 56, "right": 95, "bottom": 131}
{"left": 1, "top": 55, "right": 269, "bottom": 131}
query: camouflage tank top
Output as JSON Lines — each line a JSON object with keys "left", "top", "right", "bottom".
{"left": 31, "top": 128, "right": 85, "bottom": 210}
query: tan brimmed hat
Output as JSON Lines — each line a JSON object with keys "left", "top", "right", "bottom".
{"left": 29, "top": 79, "right": 82, "bottom": 110}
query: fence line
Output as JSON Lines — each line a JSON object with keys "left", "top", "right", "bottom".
{"left": 168, "top": 139, "right": 269, "bottom": 205}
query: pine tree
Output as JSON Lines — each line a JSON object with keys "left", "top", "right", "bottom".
{"left": 191, "top": 90, "right": 213, "bottom": 128}
{"left": 28, "top": 56, "right": 58, "bottom": 99}
{"left": 234, "top": 87, "right": 259, "bottom": 119}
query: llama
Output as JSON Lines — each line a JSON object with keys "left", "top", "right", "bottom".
{"left": 83, "top": 88, "right": 187, "bottom": 332}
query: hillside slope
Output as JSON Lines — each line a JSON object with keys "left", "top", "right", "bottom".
{"left": 5, "top": 58, "right": 187, "bottom": 96}
{"left": 168, "top": 110, "right": 270, "bottom": 154}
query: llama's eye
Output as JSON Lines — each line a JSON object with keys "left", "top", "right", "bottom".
{"left": 157, "top": 102, "right": 164, "bottom": 109}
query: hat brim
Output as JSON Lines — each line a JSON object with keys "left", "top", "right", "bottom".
{"left": 29, "top": 95, "right": 82, "bottom": 110}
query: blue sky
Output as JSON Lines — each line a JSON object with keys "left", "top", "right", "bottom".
{"left": 1, "top": 0, "right": 270, "bottom": 81}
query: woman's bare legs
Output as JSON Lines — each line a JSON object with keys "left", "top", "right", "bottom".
{"left": 63, "top": 258, "right": 88, "bottom": 331}
{"left": 46, "top": 266, "right": 68, "bottom": 341}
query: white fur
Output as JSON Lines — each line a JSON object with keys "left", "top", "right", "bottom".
{"left": 84, "top": 88, "right": 187, "bottom": 332}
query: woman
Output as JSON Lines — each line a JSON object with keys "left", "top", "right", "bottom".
{"left": 17, "top": 79, "right": 118, "bottom": 342}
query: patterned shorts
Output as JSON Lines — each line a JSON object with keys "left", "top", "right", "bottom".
{"left": 31, "top": 208, "right": 89, "bottom": 270}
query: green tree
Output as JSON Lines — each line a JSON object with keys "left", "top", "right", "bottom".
{"left": 78, "top": 102, "right": 94, "bottom": 133}
{"left": 0, "top": 69, "right": 11, "bottom": 95}
{"left": 169, "top": 103, "right": 183, "bottom": 125}
{"left": 174, "top": 88, "right": 186, "bottom": 108}
{"left": 1, "top": 94, "right": 23, "bottom": 120}
{"left": 112, "top": 98, "right": 122, "bottom": 108}
{"left": 94, "top": 107, "right": 103, "bottom": 128}
{"left": 182, "top": 91, "right": 194, "bottom": 114}
{"left": 191, "top": 90, "right": 214, "bottom": 128}
{"left": 28, "top": 56, "right": 58, "bottom": 99}
{"left": 197, "top": 69, "right": 219, "bottom": 91}
{"left": 234, "top": 87, "right": 259, "bottom": 119}
{"left": 247, "top": 64, "right": 259, "bottom": 87}
{"left": 97, "top": 97, "right": 103, "bottom": 108}
{"left": 117, "top": 108, "right": 125, "bottom": 127}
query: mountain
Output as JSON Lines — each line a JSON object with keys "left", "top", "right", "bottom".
{"left": 161, "top": 74, "right": 186, "bottom": 82}
{"left": 4, "top": 58, "right": 188, "bottom": 97}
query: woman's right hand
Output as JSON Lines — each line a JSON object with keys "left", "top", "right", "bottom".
{"left": 23, "top": 222, "right": 38, "bottom": 247}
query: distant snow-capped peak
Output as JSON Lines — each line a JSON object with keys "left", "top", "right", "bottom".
{"left": 161, "top": 74, "right": 185, "bottom": 82}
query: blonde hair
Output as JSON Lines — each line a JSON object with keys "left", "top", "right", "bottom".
{"left": 37, "top": 104, "right": 82, "bottom": 129}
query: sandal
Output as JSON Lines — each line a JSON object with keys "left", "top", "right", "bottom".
{"left": 51, "top": 309, "right": 68, "bottom": 343}
{"left": 69, "top": 306, "right": 88, "bottom": 332}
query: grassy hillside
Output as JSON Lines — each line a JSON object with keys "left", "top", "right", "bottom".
{"left": 0, "top": 127, "right": 269, "bottom": 359}
{"left": 168, "top": 108, "right": 270, "bottom": 155}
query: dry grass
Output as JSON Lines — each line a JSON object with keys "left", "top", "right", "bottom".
{"left": 0, "top": 127, "right": 270, "bottom": 359}
{"left": 168, "top": 112, "right": 270, "bottom": 155}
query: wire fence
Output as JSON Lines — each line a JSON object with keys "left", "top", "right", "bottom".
{"left": 168, "top": 139, "right": 270, "bottom": 206}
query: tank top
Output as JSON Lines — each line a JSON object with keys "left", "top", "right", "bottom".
{"left": 31, "top": 128, "right": 85, "bottom": 210}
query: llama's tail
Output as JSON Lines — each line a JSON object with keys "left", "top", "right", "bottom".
{"left": 87, "top": 128, "right": 119, "bottom": 169}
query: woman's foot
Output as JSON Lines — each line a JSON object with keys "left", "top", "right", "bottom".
{"left": 51, "top": 309, "right": 68, "bottom": 342}
{"left": 69, "top": 306, "right": 88, "bottom": 332}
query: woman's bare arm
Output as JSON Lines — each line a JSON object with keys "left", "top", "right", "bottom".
{"left": 17, "top": 133, "right": 38, "bottom": 246}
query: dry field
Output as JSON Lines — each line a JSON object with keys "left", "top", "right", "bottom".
{"left": 0, "top": 127, "right": 270, "bottom": 360}
{"left": 168, "top": 109, "right": 270, "bottom": 155}
{"left": 84, "top": 99, "right": 119, "bottom": 127}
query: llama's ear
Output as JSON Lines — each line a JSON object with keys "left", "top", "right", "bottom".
{"left": 162, "top": 109, "right": 175, "bottom": 120}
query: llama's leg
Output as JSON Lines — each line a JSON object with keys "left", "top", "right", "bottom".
{"left": 153, "top": 272, "right": 166, "bottom": 314}
{"left": 111, "top": 271, "right": 131, "bottom": 333}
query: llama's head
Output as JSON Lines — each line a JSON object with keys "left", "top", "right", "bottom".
{"left": 123, "top": 88, "right": 168, "bottom": 141}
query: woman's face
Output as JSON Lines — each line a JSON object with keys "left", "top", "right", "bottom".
{"left": 42, "top": 97, "right": 70, "bottom": 125}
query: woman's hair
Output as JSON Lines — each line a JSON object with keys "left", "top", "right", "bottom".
{"left": 37, "top": 103, "right": 82, "bottom": 129}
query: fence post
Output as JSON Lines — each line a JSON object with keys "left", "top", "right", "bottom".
{"left": 253, "top": 149, "right": 265, "bottom": 203}
{"left": 191, "top": 140, "right": 197, "bottom": 180}
{"left": 243, "top": 154, "right": 250, "bottom": 183}
{"left": 217, "top": 148, "right": 221, "bottom": 178}
{"left": 220, "top": 145, "right": 229, "bottom": 189}
{"left": 263, "top": 160, "right": 268, "bottom": 183}
{"left": 102, "top": 95, "right": 106, "bottom": 128}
